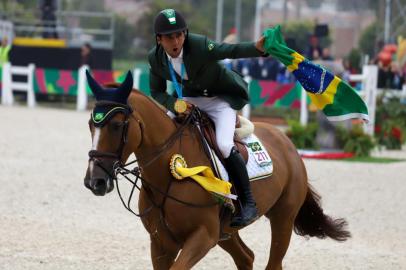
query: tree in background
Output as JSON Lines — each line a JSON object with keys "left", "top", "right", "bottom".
{"left": 305, "top": 0, "right": 324, "bottom": 9}
{"left": 347, "top": 48, "right": 362, "bottom": 72}
{"left": 113, "top": 15, "right": 138, "bottom": 60}
{"left": 188, "top": 0, "right": 256, "bottom": 41}
{"left": 336, "top": 0, "right": 370, "bottom": 12}
{"left": 135, "top": 0, "right": 256, "bottom": 60}
{"left": 62, "top": 0, "right": 105, "bottom": 12}
{"left": 0, "top": 1, "right": 38, "bottom": 26}
{"left": 368, "top": 0, "right": 406, "bottom": 44}
{"left": 281, "top": 21, "right": 313, "bottom": 54}
{"left": 135, "top": 0, "right": 210, "bottom": 60}
{"left": 358, "top": 21, "right": 381, "bottom": 59}
{"left": 281, "top": 20, "right": 332, "bottom": 55}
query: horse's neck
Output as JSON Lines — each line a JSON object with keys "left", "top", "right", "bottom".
{"left": 128, "top": 92, "right": 207, "bottom": 185}
{"left": 129, "top": 92, "right": 177, "bottom": 159}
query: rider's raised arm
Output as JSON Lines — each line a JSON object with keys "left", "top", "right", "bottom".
{"left": 200, "top": 35, "right": 265, "bottom": 61}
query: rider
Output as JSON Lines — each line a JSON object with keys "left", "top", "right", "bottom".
{"left": 148, "top": 8, "right": 266, "bottom": 227}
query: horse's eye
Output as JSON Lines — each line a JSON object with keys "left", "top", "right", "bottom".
{"left": 109, "top": 121, "right": 122, "bottom": 132}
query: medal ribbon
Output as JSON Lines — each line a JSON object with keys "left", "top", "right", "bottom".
{"left": 168, "top": 59, "right": 185, "bottom": 99}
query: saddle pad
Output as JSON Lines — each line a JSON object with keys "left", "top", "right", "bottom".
{"left": 207, "top": 134, "right": 273, "bottom": 182}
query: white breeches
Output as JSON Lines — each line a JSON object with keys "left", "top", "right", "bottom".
{"left": 184, "top": 96, "right": 236, "bottom": 158}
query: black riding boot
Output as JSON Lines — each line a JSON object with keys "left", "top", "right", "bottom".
{"left": 225, "top": 147, "right": 258, "bottom": 227}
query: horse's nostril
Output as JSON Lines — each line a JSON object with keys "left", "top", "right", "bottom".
{"left": 91, "top": 178, "right": 108, "bottom": 196}
{"left": 94, "top": 178, "right": 107, "bottom": 190}
{"left": 84, "top": 180, "right": 91, "bottom": 189}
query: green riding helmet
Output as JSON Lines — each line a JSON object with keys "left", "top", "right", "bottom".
{"left": 154, "top": 9, "right": 187, "bottom": 35}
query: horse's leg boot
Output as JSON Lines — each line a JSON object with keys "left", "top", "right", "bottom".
{"left": 225, "top": 147, "right": 258, "bottom": 228}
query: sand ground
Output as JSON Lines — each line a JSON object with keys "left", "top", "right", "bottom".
{"left": 0, "top": 105, "right": 405, "bottom": 270}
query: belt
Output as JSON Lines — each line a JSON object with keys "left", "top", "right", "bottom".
{"left": 182, "top": 88, "right": 213, "bottom": 97}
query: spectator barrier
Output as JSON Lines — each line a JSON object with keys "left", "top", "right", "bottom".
{"left": 0, "top": 65, "right": 150, "bottom": 110}
{"left": 1, "top": 63, "right": 36, "bottom": 108}
{"left": 242, "top": 77, "right": 304, "bottom": 120}
{"left": 76, "top": 65, "right": 88, "bottom": 111}
{"left": 349, "top": 65, "right": 378, "bottom": 135}
{"left": 401, "top": 85, "right": 406, "bottom": 104}
{"left": 0, "top": 64, "right": 306, "bottom": 114}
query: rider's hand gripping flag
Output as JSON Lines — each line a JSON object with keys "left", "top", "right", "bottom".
{"left": 263, "top": 25, "right": 369, "bottom": 123}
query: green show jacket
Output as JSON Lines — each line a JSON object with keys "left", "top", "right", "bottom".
{"left": 148, "top": 33, "right": 264, "bottom": 113}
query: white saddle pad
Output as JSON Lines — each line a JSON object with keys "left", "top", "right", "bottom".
{"left": 207, "top": 134, "right": 273, "bottom": 182}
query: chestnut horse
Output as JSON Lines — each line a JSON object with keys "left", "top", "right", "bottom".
{"left": 84, "top": 71, "right": 350, "bottom": 270}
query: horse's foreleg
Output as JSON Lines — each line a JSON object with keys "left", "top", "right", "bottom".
{"left": 169, "top": 226, "right": 218, "bottom": 270}
{"left": 150, "top": 232, "right": 179, "bottom": 270}
{"left": 218, "top": 232, "right": 255, "bottom": 270}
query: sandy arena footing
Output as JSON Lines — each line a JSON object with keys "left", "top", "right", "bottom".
{"left": 0, "top": 105, "right": 405, "bottom": 269}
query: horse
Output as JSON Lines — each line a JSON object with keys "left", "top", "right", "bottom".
{"left": 84, "top": 71, "right": 350, "bottom": 270}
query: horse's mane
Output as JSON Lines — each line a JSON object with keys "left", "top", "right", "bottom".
{"left": 102, "top": 82, "right": 171, "bottom": 120}
{"left": 129, "top": 89, "right": 173, "bottom": 121}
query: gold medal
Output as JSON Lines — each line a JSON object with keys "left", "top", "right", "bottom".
{"left": 174, "top": 99, "right": 187, "bottom": 114}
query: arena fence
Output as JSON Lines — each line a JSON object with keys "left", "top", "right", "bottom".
{"left": 2, "top": 62, "right": 398, "bottom": 135}
{"left": 348, "top": 65, "right": 378, "bottom": 135}
{"left": 0, "top": 64, "right": 305, "bottom": 112}
{"left": 1, "top": 63, "right": 36, "bottom": 108}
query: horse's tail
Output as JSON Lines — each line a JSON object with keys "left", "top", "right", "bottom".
{"left": 294, "top": 184, "right": 351, "bottom": 241}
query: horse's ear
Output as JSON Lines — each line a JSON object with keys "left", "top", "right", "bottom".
{"left": 86, "top": 70, "right": 103, "bottom": 97}
{"left": 118, "top": 71, "right": 133, "bottom": 98}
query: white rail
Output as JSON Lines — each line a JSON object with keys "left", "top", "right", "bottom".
{"left": 76, "top": 65, "right": 89, "bottom": 111}
{"left": 349, "top": 65, "right": 378, "bottom": 136}
{"left": 1, "top": 63, "right": 36, "bottom": 108}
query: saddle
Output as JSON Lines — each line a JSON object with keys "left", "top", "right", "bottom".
{"left": 198, "top": 112, "right": 248, "bottom": 165}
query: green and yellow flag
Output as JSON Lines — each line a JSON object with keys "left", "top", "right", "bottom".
{"left": 263, "top": 25, "right": 369, "bottom": 122}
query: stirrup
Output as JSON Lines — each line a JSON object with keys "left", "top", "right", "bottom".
{"left": 230, "top": 214, "right": 259, "bottom": 228}
{"left": 230, "top": 206, "right": 259, "bottom": 228}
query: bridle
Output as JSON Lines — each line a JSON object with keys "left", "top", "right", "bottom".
{"left": 88, "top": 101, "right": 136, "bottom": 177}
{"left": 88, "top": 101, "right": 219, "bottom": 218}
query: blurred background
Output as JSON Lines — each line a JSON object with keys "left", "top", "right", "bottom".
{"left": 1, "top": 0, "right": 404, "bottom": 70}
{"left": 1, "top": 0, "right": 406, "bottom": 155}
{"left": 0, "top": 3, "right": 406, "bottom": 269}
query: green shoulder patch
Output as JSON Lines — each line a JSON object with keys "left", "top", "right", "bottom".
{"left": 208, "top": 43, "right": 215, "bottom": 51}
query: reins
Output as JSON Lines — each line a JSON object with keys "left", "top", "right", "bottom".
{"left": 115, "top": 159, "right": 219, "bottom": 214}
{"left": 90, "top": 102, "right": 220, "bottom": 219}
{"left": 89, "top": 100, "right": 223, "bottom": 247}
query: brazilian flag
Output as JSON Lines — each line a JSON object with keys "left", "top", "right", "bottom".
{"left": 263, "top": 25, "right": 369, "bottom": 122}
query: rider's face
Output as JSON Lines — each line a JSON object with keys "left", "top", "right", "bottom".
{"left": 157, "top": 31, "right": 185, "bottom": 58}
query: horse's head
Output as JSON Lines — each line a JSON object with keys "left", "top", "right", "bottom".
{"left": 84, "top": 70, "right": 141, "bottom": 196}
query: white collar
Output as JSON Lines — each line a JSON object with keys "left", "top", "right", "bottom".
{"left": 166, "top": 48, "right": 184, "bottom": 61}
